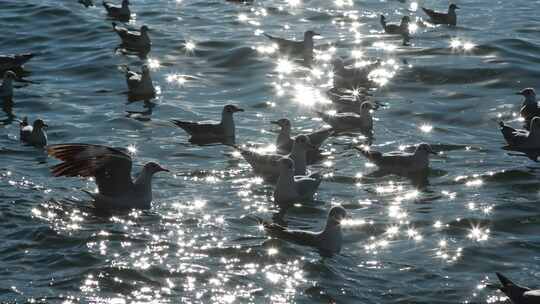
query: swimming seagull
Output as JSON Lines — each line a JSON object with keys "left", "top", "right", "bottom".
{"left": 47, "top": 144, "right": 169, "bottom": 210}
{"left": 20, "top": 117, "right": 48, "bottom": 147}
{"left": 264, "top": 30, "right": 319, "bottom": 64}
{"left": 103, "top": 0, "right": 130, "bottom": 21}
{"left": 274, "top": 158, "right": 322, "bottom": 208}
{"left": 355, "top": 143, "right": 436, "bottom": 174}
{"left": 171, "top": 105, "right": 244, "bottom": 145}
{"left": 500, "top": 117, "right": 540, "bottom": 149}
{"left": 271, "top": 118, "right": 332, "bottom": 151}
{"left": 263, "top": 205, "right": 347, "bottom": 257}
{"left": 112, "top": 22, "right": 151, "bottom": 51}
{"left": 0, "top": 53, "right": 34, "bottom": 72}
{"left": 0, "top": 71, "right": 16, "bottom": 99}
{"left": 380, "top": 15, "right": 410, "bottom": 35}
{"left": 316, "top": 102, "right": 373, "bottom": 135}
{"left": 496, "top": 272, "right": 540, "bottom": 304}
{"left": 121, "top": 64, "right": 155, "bottom": 98}
{"left": 332, "top": 58, "right": 380, "bottom": 89}
{"left": 235, "top": 135, "right": 315, "bottom": 179}
{"left": 422, "top": 4, "right": 459, "bottom": 26}
{"left": 517, "top": 88, "right": 540, "bottom": 129}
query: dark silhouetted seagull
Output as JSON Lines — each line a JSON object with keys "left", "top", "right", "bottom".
{"left": 264, "top": 30, "right": 319, "bottom": 63}
{"left": 121, "top": 64, "right": 155, "bottom": 98}
{"left": 496, "top": 272, "right": 540, "bottom": 304}
{"left": 263, "top": 205, "right": 347, "bottom": 256}
{"left": 0, "top": 53, "right": 34, "bottom": 72}
{"left": 271, "top": 118, "right": 331, "bottom": 153}
{"left": 316, "top": 102, "right": 373, "bottom": 135}
{"left": 422, "top": 4, "right": 459, "bottom": 26}
{"left": 103, "top": 0, "right": 130, "bottom": 21}
{"left": 112, "top": 22, "right": 151, "bottom": 51}
{"left": 20, "top": 117, "right": 47, "bottom": 147}
{"left": 236, "top": 135, "right": 315, "bottom": 179}
{"left": 47, "top": 144, "right": 169, "bottom": 210}
{"left": 380, "top": 15, "right": 410, "bottom": 35}
{"left": 171, "top": 105, "right": 244, "bottom": 145}
{"left": 356, "top": 143, "right": 436, "bottom": 174}
{"left": 500, "top": 117, "right": 540, "bottom": 149}
{"left": 274, "top": 158, "right": 322, "bottom": 208}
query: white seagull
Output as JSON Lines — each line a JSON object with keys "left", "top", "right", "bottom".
{"left": 47, "top": 144, "right": 169, "bottom": 210}
{"left": 356, "top": 143, "right": 436, "bottom": 174}
{"left": 112, "top": 22, "right": 151, "bottom": 51}
{"left": 20, "top": 117, "right": 48, "bottom": 147}
{"left": 500, "top": 117, "right": 540, "bottom": 149}
{"left": 171, "top": 105, "right": 244, "bottom": 144}
{"left": 236, "top": 135, "right": 315, "bottom": 179}
{"left": 274, "top": 158, "right": 322, "bottom": 208}
{"left": 0, "top": 71, "right": 16, "bottom": 99}
{"left": 121, "top": 64, "right": 155, "bottom": 98}
{"left": 103, "top": 0, "right": 130, "bottom": 21}
{"left": 263, "top": 205, "right": 347, "bottom": 256}
{"left": 496, "top": 272, "right": 540, "bottom": 304}
{"left": 316, "top": 102, "right": 373, "bottom": 135}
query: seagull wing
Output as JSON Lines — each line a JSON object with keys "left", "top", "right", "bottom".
{"left": 171, "top": 120, "right": 223, "bottom": 137}
{"left": 264, "top": 223, "right": 319, "bottom": 247}
{"left": 307, "top": 128, "right": 333, "bottom": 147}
{"left": 47, "top": 144, "right": 133, "bottom": 197}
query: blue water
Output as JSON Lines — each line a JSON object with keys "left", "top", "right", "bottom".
{"left": 1, "top": 0, "right": 540, "bottom": 303}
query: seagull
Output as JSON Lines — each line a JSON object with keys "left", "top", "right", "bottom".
{"left": 20, "top": 117, "right": 48, "bottom": 147}
{"left": 236, "top": 135, "right": 315, "bottom": 179}
{"left": 380, "top": 15, "right": 410, "bottom": 35}
{"left": 263, "top": 205, "right": 347, "bottom": 256}
{"left": 500, "top": 117, "right": 540, "bottom": 149}
{"left": 332, "top": 58, "right": 380, "bottom": 89}
{"left": 171, "top": 105, "right": 244, "bottom": 145}
{"left": 422, "top": 4, "right": 459, "bottom": 26}
{"left": 316, "top": 102, "right": 373, "bottom": 135}
{"left": 517, "top": 88, "right": 540, "bottom": 129}
{"left": 47, "top": 144, "right": 169, "bottom": 210}
{"left": 355, "top": 143, "right": 436, "bottom": 174}
{"left": 112, "top": 22, "right": 151, "bottom": 51}
{"left": 0, "top": 71, "right": 16, "bottom": 99}
{"left": 271, "top": 118, "right": 332, "bottom": 152}
{"left": 274, "top": 158, "right": 322, "bottom": 208}
{"left": 121, "top": 64, "right": 155, "bottom": 98}
{"left": 264, "top": 30, "right": 319, "bottom": 63}
{"left": 0, "top": 53, "right": 34, "bottom": 72}
{"left": 496, "top": 272, "right": 540, "bottom": 304}
{"left": 103, "top": 0, "right": 130, "bottom": 21}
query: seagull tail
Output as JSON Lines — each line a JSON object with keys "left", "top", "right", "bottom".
{"left": 263, "top": 33, "right": 275, "bottom": 40}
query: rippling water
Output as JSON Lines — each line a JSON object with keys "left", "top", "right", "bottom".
{"left": 2, "top": 0, "right": 540, "bottom": 303}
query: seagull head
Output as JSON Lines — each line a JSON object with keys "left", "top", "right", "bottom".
{"left": 449, "top": 3, "right": 459, "bottom": 10}
{"left": 144, "top": 162, "right": 170, "bottom": 175}
{"left": 140, "top": 25, "right": 149, "bottom": 33}
{"left": 416, "top": 143, "right": 437, "bottom": 155}
{"left": 270, "top": 118, "right": 291, "bottom": 130}
{"left": 223, "top": 105, "right": 244, "bottom": 115}
{"left": 141, "top": 64, "right": 150, "bottom": 74}
{"left": 328, "top": 205, "right": 347, "bottom": 225}
{"left": 33, "top": 119, "right": 48, "bottom": 130}
{"left": 294, "top": 135, "right": 316, "bottom": 150}
{"left": 122, "top": 0, "right": 130, "bottom": 6}
{"left": 401, "top": 16, "right": 410, "bottom": 24}
{"left": 304, "top": 30, "right": 320, "bottom": 39}
{"left": 279, "top": 158, "right": 295, "bottom": 173}
{"left": 517, "top": 88, "right": 536, "bottom": 102}
{"left": 360, "top": 101, "right": 374, "bottom": 113}
{"left": 4, "top": 70, "right": 16, "bottom": 81}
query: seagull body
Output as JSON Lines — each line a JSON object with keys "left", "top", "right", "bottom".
{"left": 332, "top": 58, "right": 379, "bottom": 89}
{"left": 112, "top": 22, "right": 151, "bottom": 51}
{"left": 264, "top": 30, "right": 319, "bottom": 63}
{"left": 171, "top": 105, "right": 244, "bottom": 144}
{"left": 380, "top": 15, "right": 410, "bottom": 35}
{"left": 422, "top": 4, "right": 459, "bottom": 26}
{"left": 316, "top": 102, "right": 373, "bottom": 135}
{"left": 20, "top": 117, "right": 48, "bottom": 147}
{"left": 356, "top": 143, "right": 436, "bottom": 174}
{"left": 0, "top": 71, "right": 15, "bottom": 99}
{"left": 236, "top": 135, "right": 314, "bottom": 178}
{"left": 0, "top": 53, "right": 34, "bottom": 72}
{"left": 517, "top": 88, "right": 540, "bottom": 129}
{"left": 47, "top": 144, "right": 169, "bottom": 210}
{"left": 500, "top": 118, "right": 540, "bottom": 149}
{"left": 274, "top": 158, "right": 322, "bottom": 208}
{"left": 103, "top": 0, "right": 130, "bottom": 21}
{"left": 264, "top": 206, "right": 347, "bottom": 256}
{"left": 121, "top": 65, "right": 155, "bottom": 97}
{"left": 496, "top": 272, "right": 540, "bottom": 304}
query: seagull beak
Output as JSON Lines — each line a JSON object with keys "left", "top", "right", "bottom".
{"left": 159, "top": 166, "right": 170, "bottom": 172}
{"left": 454, "top": 5, "right": 460, "bottom": 9}
{"left": 234, "top": 108, "right": 245, "bottom": 113}
{"left": 270, "top": 120, "right": 280, "bottom": 125}
{"left": 515, "top": 91, "right": 524, "bottom": 95}
{"left": 43, "top": 123, "right": 49, "bottom": 128}
{"left": 429, "top": 150, "right": 437, "bottom": 155}
{"left": 313, "top": 32, "right": 321, "bottom": 36}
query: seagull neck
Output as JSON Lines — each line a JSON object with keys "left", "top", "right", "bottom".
{"left": 322, "top": 219, "right": 341, "bottom": 236}
{"left": 290, "top": 145, "right": 306, "bottom": 174}
{"left": 276, "top": 169, "right": 296, "bottom": 192}
{"left": 2, "top": 78, "right": 13, "bottom": 90}
{"left": 277, "top": 127, "right": 291, "bottom": 144}
{"left": 221, "top": 112, "right": 235, "bottom": 137}
{"left": 524, "top": 95, "right": 537, "bottom": 105}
